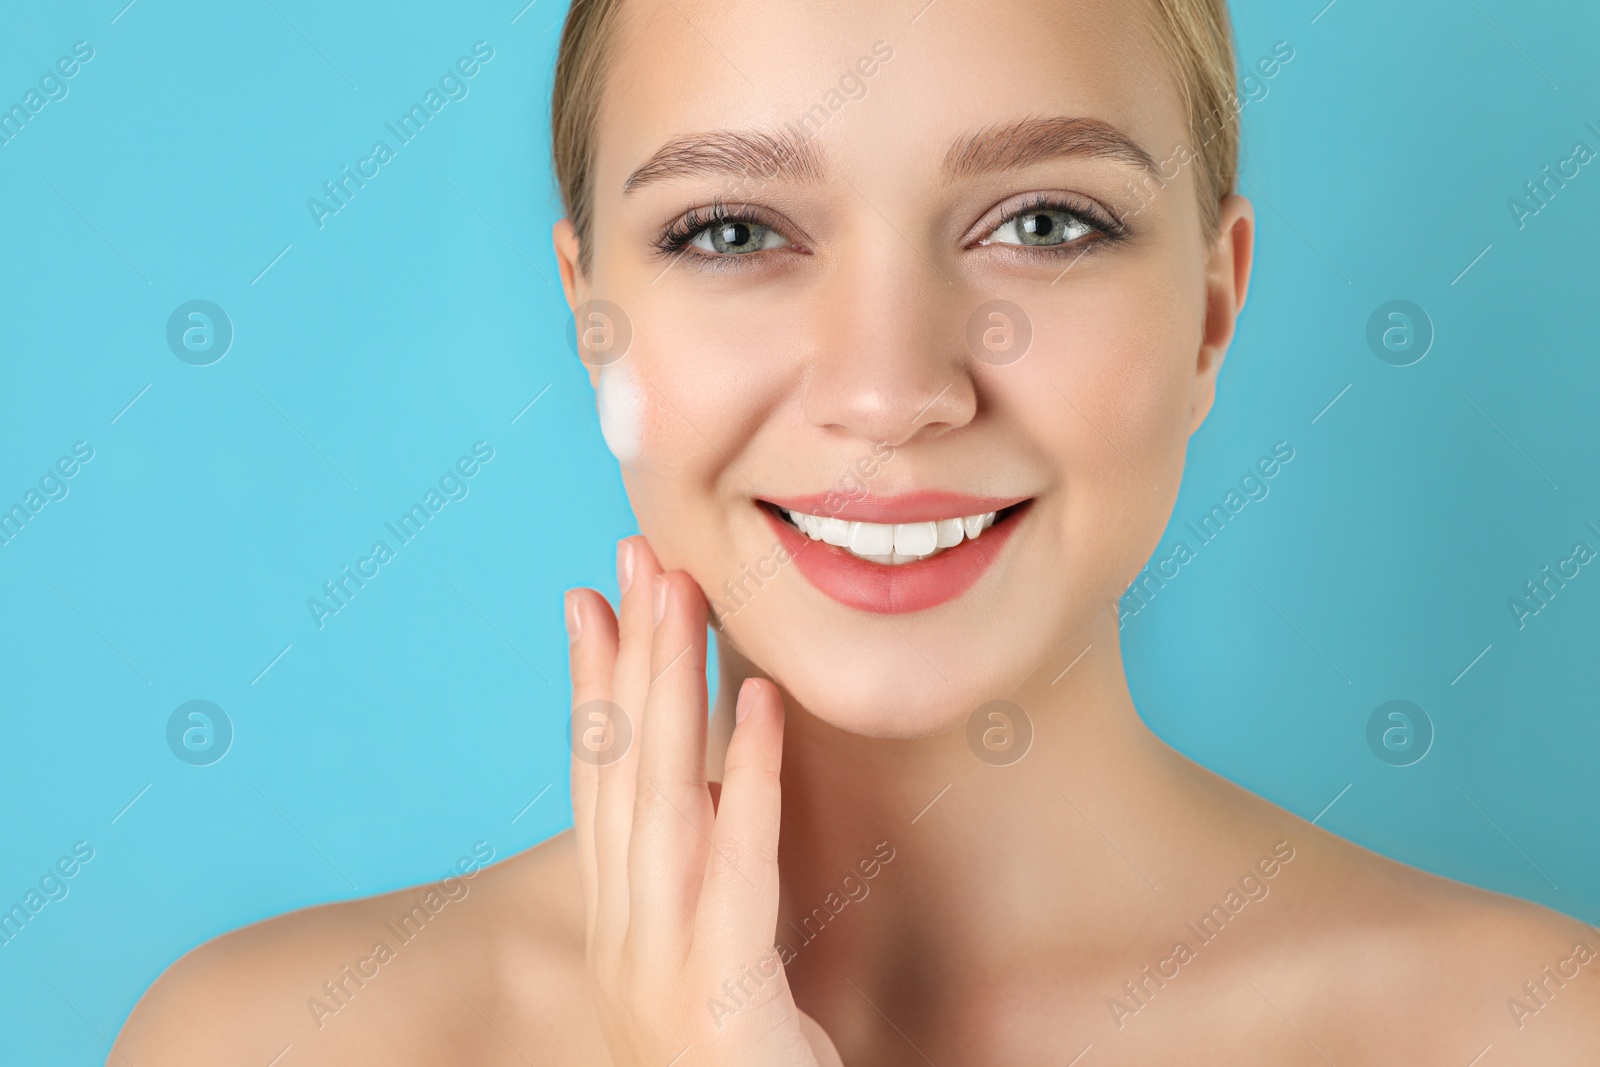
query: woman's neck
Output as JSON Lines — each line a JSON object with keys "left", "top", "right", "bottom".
{"left": 706, "top": 612, "right": 1254, "bottom": 991}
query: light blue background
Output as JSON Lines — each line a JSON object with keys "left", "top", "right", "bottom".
{"left": 1, "top": 0, "right": 1596, "bottom": 1061}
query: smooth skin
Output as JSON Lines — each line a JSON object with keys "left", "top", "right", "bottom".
{"left": 115, "top": 0, "right": 1599, "bottom": 1063}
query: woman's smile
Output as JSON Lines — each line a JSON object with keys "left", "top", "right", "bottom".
{"left": 757, "top": 492, "right": 1034, "bottom": 613}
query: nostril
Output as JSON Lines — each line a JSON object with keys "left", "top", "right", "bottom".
{"left": 800, "top": 351, "right": 979, "bottom": 445}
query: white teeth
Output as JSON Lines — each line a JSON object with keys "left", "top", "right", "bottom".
{"left": 847, "top": 520, "right": 895, "bottom": 556}
{"left": 781, "top": 506, "right": 1009, "bottom": 565}
{"left": 892, "top": 521, "right": 937, "bottom": 557}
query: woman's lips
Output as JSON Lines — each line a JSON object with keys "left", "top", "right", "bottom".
{"left": 758, "top": 494, "right": 1032, "bottom": 615}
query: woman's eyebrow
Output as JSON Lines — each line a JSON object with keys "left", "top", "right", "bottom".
{"left": 943, "top": 116, "right": 1159, "bottom": 179}
{"left": 622, "top": 115, "right": 1157, "bottom": 196}
{"left": 623, "top": 128, "right": 826, "bottom": 194}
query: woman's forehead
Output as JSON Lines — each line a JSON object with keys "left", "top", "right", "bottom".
{"left": 595, "top": 0, "right": 1187, "bottom": 188}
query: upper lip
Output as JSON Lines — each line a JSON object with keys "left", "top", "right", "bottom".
{"left": 759, "top": 491, "right": 1031, "bottom": 524}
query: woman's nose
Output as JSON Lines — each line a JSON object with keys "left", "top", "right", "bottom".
{"left": 801, "top": 248, "right": 979, "bottom": 448}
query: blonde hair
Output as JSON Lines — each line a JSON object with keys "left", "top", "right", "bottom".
{"left": 1143, "top": 0, "right": 1241, "bottom": 238}
{"left": 552, "top": 0, "right": 1239, "bottom": 268}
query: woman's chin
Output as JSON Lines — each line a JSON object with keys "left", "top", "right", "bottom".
{"left": 743, "top": 638, "right": 1010, "bottom": 739}
{"left": 712, "top": 593, "right": 1046, "bottom": 742}
{"left": 779, "top": 682, "right": 979, "bottom": 741}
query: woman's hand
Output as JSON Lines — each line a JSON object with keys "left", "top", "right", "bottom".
{"left": 564, "top": 536, "right": 844, "bottom": 1067}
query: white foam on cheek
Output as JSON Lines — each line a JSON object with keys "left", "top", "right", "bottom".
{"left": 595, "top": 360, "right": 644, "bottom": 466}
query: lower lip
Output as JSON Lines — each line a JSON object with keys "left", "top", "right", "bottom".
{"left": 760, "top": 503, "right": 1029, "bottom": 615}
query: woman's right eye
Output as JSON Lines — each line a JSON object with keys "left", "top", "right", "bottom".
{"left": 690, "top": 219, "right": 790, "bottom": 255}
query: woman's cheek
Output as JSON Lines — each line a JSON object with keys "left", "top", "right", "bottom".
{"left": 595, "top": 348, "right": 755, "bottom": 477}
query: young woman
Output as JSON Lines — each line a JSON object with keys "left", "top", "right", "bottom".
{"left": 115, "top": 0, "right": 1600, "bottom": 1062}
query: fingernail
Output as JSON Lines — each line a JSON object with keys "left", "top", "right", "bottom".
{"left": 617, "top": 539, "right": 634, "bottom": 596}
{"left": 735, "top": 679, "right": 755, "bottom": 725}
{"left": 564, "top": 591, "right": 582, "bottom": 642}
{"left": 652, "top": 574, "right": 667, "bottom": 625}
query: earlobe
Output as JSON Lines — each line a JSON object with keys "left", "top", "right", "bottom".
{"left": 552, "top": 219, "right": 587, "bottom": 312}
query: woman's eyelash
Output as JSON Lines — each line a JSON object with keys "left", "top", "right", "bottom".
{"left": 654, "top": 202, "right": 768, "bottom": 256}
{"left": 652, "top": 192, "right": 1129, "bottom": 261}
{"left": 982, "top": 193, "right": 1129, "bottom": 249}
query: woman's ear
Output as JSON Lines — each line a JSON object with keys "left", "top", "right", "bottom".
{"left": 552, "top": 218, "right": 586, "bottom": 312}
{"left": 1189, "top": 194, "right": 1255, "bottom": 434}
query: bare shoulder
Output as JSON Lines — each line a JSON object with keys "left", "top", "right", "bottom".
{"left": 1241, "top": 811, "right": 1600, "bottom": 1064}
{"left": 112, "top": 831, "right": 609, "bottom": 1066}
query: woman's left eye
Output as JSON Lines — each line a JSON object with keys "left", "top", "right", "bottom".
{"left": 982, "top": 207, "right": 1094, "bottom": 248}
{"left": 690, "top": 220, "right": 790, "bottom": 255}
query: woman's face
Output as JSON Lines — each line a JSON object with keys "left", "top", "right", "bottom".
{"left": 555, "top": 0, "right": 1252, "bottom": 737}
